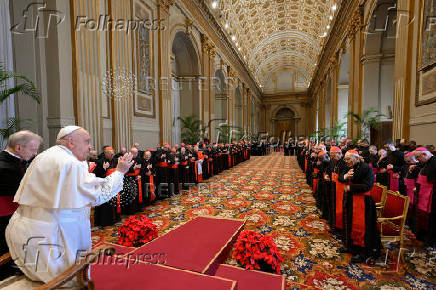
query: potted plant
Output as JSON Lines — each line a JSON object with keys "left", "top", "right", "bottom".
{"left": 233, "top": 230, "right": 283, "bottom": 274}
{"left": 347, "top": 108, "right": 384, "bottom": 140}
{"left": 1, "top": 63, "right": 40, "bottom": 148}
{"left": 117, "top": 215, "right": 158, "bottom": 247}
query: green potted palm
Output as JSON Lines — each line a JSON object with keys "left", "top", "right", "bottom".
{"left": 1, "top": 63, "right": 40, "bottom": 148}
{"left": 177, "top": 115, "right": 203, "bottom": 145}
{"left": 347, "top": 108, "right": 384, "bottom": 140}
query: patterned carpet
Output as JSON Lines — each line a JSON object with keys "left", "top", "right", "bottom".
{"left": 91, "top": 153, "right": 436, "bottom": 289}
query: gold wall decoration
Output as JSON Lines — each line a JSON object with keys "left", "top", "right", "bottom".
{"left": 416, "top": 0, "right": 436, "bottom": 106}
{"left": 133, "top": 1, "right": 156, "bottom": 117}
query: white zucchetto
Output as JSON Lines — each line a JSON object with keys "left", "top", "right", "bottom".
{"left": 56, "top": 125, "right": 82, "bottom": 140}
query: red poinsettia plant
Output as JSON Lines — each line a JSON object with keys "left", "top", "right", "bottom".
{"left": 117, "top": 215, "right": 158, "bottom": 247}
{"left": 232, "top": 230, "right": 283, "bottom": 274}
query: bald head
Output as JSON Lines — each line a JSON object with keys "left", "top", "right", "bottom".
{"left": 414, "top": 150, "right": 433, "bottom": 163}
{"left": 130, "top": 147, "right": 138, "bottom": 158}
{"left": 344, "top": 151, "right": 359, "bottom": 168}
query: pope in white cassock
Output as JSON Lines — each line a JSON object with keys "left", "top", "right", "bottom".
{"left": 5, "top": 126, "right": 134, "bottom": 283}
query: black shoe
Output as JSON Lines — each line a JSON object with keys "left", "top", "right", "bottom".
{"left": 339, "top": 247, "right": 350, "bottom": 253}
{"left": 351, "top": 254, "right": 365, "bottom": 263}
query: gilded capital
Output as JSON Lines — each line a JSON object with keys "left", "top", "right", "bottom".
{"left": 158, "top": 0, "right": 174, "bottom": 12}
{"left": 347, "top": 9, "right": 362, "bottom": 38}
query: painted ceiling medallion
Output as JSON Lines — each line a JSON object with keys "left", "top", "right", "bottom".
{"left": 208, "top": 0, "right": 339, "bottom": 92}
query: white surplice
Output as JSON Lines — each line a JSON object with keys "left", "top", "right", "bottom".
{"left": 5, "top": 145, "right": 124, "bottom": 283}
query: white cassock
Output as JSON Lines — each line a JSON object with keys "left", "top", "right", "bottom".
{"left": 6, "top": 145, "right": 124, "bottom": 283}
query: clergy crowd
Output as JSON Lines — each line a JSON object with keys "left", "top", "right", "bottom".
{"left": 0, "top": 126, "right": 264, "bottom": 282}
{"left": 0, "top": 126, "right": 435, "bottom": 284}
{"left": 294, "top": 138, "right": 436, "bottom": 263}
{"left": 89, "top": 140, "right": 256, "bottom": 227}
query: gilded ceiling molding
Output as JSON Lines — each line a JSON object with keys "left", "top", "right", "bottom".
{"left": 185, "top": 18, "right": 193, "bottom": 36}
{"left": 158, "top": 0, "right": 175, "bottom": 12}
{"left": 218, "top": 0, "right": 338, "bottom": 89}
{"left": 248, "top": 31, "right": 320, "bottom": 64}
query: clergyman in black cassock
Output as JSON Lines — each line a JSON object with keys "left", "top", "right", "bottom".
{"left": 339, "top": 150, "right": 381, "bottom": 263}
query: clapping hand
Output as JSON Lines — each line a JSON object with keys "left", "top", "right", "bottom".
{"left": 344, "top": 169, "right": 354, "bottom": 180}
{"left": 387, "top": 164, "right": 394, "bottom": 170}
{"left": 116, "top": 153, "right": 134, "bottom": 174}
{"left": 134, "top": 163, "right": 141, "bottom": 170}
{"left": 103, "top": 162, "right": 110, "bottom": 170}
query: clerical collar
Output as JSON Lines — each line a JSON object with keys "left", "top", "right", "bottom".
{"left": 4, "top": 149, "right": 21, "bottom": 160}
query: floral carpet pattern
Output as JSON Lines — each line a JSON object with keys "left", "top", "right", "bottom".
{"left": 92, "top": 153, "right": 436, "bottom": 289}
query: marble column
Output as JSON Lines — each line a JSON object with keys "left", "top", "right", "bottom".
{"left": 348, "top": 9, "right": 364, "bottom": 139}
{"left": 157, "top": 0, "right": 174, "bottom": 144}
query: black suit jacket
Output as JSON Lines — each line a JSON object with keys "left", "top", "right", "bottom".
{"left": 0, "top": 151, "right": 26, "bottom": 197}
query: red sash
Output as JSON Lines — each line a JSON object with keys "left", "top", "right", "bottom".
{"left": 180, "top": 161, "right": 188, "bottom": 166}
{"left": 0, "top": 196, "right": 18, "bottom": 216}
{"left": 105, "top": 168, "right": 120, "bottom": 213}
{"left": 194, "top": 161, "right": 198, "bottom": 182}
{"left": 417, "top": 174, "right": 433, "bottom": 213}
{"left": 388, "top": 170, "right": 399, "bottom": 191}
{"left": 169, "top": 164, "right": 178, "bottom": 169}
{"left": 333, "top": 172, "right": 345, "bottom": 230}
{"left": 404, "top": 178, "right": 416, "bottom": 205}
{"left": 126, "top": 169, "right": 142, "bottom": 203}
{"left": 208, "top": 158, "right": 213, "bottom": 175}
{"left": 350, "top": 185, "right": 370, "bottom": 248}
{"left": 149, "top": 174, "right": 156, "bottom": 202}
{"left": 304, "top": 157, "right": 308, "bottom": 173}
{"left": 157, "top": 162, "right": 168, "bottom": 168}
{"left": 312, "top": 168, "right": 319, "bottom": 193}
{"left": 89, "top": 162, "right": 96, "bottom": 173}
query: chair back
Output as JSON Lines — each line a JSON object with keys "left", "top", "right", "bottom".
{"left": 379, "top": 190, "right": 409, "bottom": 238}
{"left": 370, "top": 183, "right": 386, "bottom": 206}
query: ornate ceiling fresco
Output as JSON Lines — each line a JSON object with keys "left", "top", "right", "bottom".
{"left": 207, "top": 0, "right": 341, "bottom": 92}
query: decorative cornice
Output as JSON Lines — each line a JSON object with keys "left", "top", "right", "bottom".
{"left": 158, "top": 0, "right": 175, "bottom": 13}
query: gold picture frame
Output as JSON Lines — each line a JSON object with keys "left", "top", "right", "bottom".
{"left": 415, "top": 0, "right": 436, "bottom": 106}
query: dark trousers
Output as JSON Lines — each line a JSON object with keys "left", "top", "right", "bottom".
{"left": 0, "top": 215, "right": 11, "bottom": 255}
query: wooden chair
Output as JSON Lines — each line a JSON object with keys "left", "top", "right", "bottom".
{"left": 376, "top": 190, "right": 409, "bottom": 271}
{"left": 370, "top": 183, "right": 387, "bottom": 216}
{"left": 36, "top": 246, "right": 115, "bottom": 290}
{"left": 0, "top": 252, "right": 12, "bottom": 266}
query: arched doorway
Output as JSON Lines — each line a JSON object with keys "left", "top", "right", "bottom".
{"left": 171, "top": 31, "right": 200, "bottom": 144}
{"left": 362, "top": 0, "right": 396, "bottom": 145}
{"left": 273, "top": 107, "right": 295, "bottom": 142}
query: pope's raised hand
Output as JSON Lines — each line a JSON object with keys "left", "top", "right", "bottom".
{"left": 116, "top": 153, "right": 135, "bottom": 174}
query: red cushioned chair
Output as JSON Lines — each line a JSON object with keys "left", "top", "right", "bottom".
{"left": 370, "top": 183, "right": 387, "bottom": 216}
{"left": 376, "top": 190, "right": 409, "bottom": 270}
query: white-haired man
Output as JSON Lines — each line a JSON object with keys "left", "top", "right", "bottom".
{"left": 5, "top": 126, "right": 133, "bottom": 283}
{"left": 339, "top": 150, "right": 381, "bottom": 263}
{"left": 413, "top": 147, "right": 436, "bottom": 246}
{"left": 1, "top": 130, "right": 42, "bottom": 256}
